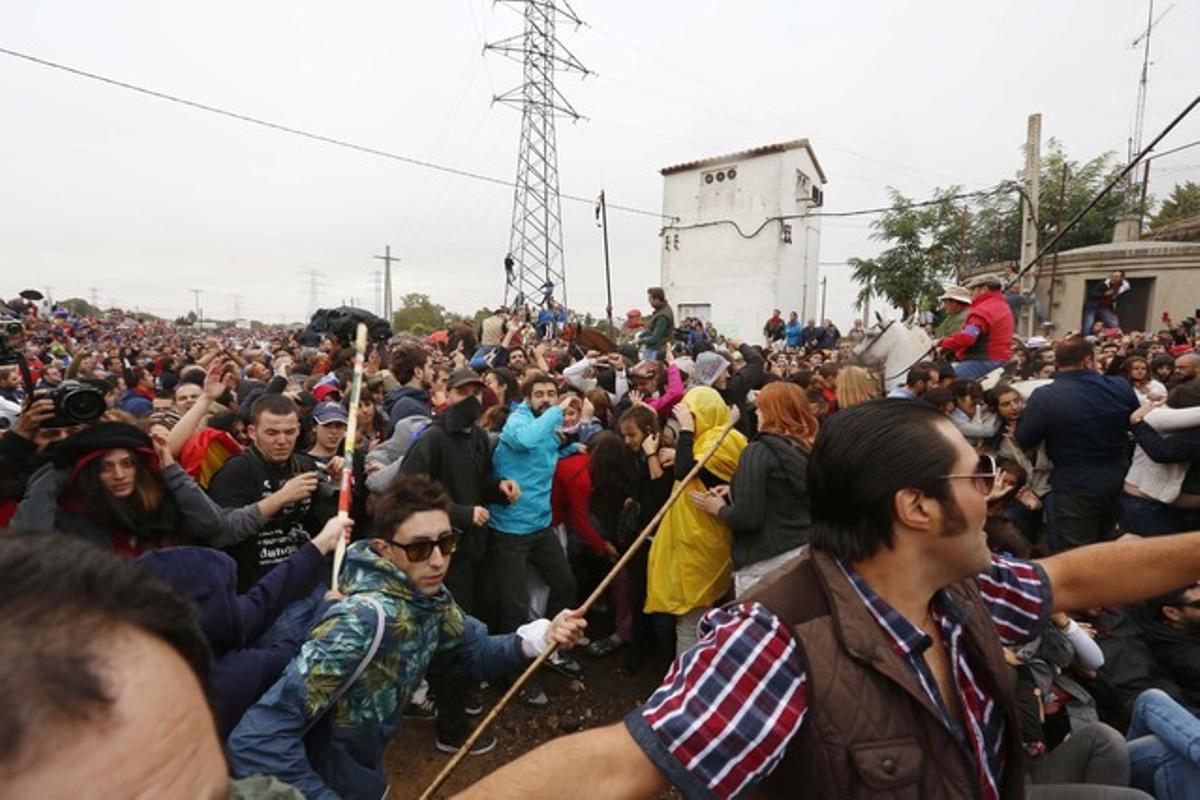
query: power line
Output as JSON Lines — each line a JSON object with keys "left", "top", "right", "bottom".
{"left": 0, "top": 45, "right": 670, "bottom": 222}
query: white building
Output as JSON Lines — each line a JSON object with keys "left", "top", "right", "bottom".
{"left": 659, "top": 139, "right": 826, "bottom": 340}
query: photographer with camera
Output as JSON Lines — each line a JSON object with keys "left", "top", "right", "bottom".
{"left": 208, "top": 392, "right": 340, "bottom": 591}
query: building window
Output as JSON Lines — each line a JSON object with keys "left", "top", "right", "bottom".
{"left": 795, "top": 170, "right": 811, "bottom": 198}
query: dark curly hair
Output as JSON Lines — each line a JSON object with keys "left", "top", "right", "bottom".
{"left": 372, "top": 474, "right": 451, "bottom": 538}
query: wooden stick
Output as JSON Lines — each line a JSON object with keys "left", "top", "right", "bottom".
{"left": 332, "top": 322, "right": 368, "bottom": 591}
{"left": 417, "top": 420, "right": 738, "bottom": 800}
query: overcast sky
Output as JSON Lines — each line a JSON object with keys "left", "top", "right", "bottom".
{"left": 2, "top": 1, "right": 1198, "bottom": 328}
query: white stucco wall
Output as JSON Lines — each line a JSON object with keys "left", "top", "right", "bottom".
{"left": 659, "top": 143, "right": 824, "bottom": 341}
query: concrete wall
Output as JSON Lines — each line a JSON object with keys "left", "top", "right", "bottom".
{"left": 659, "top": 146, "right": 823, "bottom": 340}
{"left": 1035, "top": 240, "right": 1200, "bottom": 333}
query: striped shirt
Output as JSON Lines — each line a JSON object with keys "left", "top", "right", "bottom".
{"left": 625, "top": 555, "right": 1051, "bottom": 799}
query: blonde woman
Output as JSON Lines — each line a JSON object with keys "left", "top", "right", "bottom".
{"left": 835, "top": 365, "right": 881, "bottom": 410}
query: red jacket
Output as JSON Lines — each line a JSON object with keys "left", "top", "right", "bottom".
{"left": 938, "top": 289, "right": 1014, "bottom": 363}
{"left": 551, "top": 453, "right": 609, "bottom": 557}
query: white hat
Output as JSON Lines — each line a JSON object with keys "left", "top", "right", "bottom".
{"left": 938, "top": 285, "right": 972, "bottom": 305}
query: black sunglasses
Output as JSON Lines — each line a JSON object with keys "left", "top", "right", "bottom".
{"left": 939, "top": 454, "right": 997, "bottom": 496}
{"left": 387, "top": 531, "right": 461, "bottom": 563}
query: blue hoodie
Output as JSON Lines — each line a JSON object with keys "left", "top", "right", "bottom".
{"left": 228, "top": 541, "right": 526, "bottom": 800}
{"left": 487, "top": 402, "right": 574, "bottom": 534}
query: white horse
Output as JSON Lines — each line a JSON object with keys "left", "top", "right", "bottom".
{"left": 853, "top": 314, "right": 934, "bottom": 391}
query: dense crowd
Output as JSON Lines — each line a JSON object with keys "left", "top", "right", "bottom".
{"left": 2, "top": 276, "right": 1200, "bottom": 799}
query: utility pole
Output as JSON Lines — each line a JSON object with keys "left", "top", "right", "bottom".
{"left": 1047, "top": 164, "right": 1069, "bottom": 327}
{"left": 486, "top": 0, "right": 590, "bottom": 311}
{"left": 373, "top": 246, "right": 399, "bottom": 320}
{"left": 819, "top": 276, "right": 828, "bottom": 322}
{"left": 1019, "top": 113, "right": 1041, "bottom": 338}
{"left": 232, "top": 293, "right": 242, "bottom": 323}
{"left": 597, "top": 191, "right": 614, "bottom": 334}
{"left": 189, "top": 288, "right": 203, "bottom": 327}
{"left": 303, "top": 269, "right": 322, "bottom": 318}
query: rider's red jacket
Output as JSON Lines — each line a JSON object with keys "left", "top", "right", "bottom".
{"left": 937, "top": 289, "right": 1014, "bottom": 363}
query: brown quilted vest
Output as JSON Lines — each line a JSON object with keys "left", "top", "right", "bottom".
{"left": 743, "top": 550, "right": 1026, "bottom": 800}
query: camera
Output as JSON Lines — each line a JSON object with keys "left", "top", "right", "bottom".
{"left": 39, "top": 381, "right": 107, "bottom": 428}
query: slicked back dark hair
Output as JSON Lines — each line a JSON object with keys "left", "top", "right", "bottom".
{"left": 0, "top": 533, "right": 210, "bottom": 768}
{"left": 1055, "top": 336, "right": 1094, "bottom": 370}
{"left": 808, "top": 399, "right": 958, "bottom": 562}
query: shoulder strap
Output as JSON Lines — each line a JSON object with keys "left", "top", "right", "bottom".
{"left": 302, "top": 596, "right": 386, "bottom": 737}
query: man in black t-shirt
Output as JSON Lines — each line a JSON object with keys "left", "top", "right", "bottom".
{"left": 209, "top": 393, "right": 334, "bottom": 590}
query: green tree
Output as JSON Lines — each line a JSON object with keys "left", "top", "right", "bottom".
{"left": 392, "top": 293, "right": 446, "bottom": 333}
{"left": 59, "top": 297, "right": 103, "bottom": 318}
{"left": 849, "top": 187, "right": 963, "bottom": 317}
{"left": 964, "top": 141, "right": 1144, "bottom": 265}
{"left": 1150, "top": 181, "right": 1200, "bottom": 229}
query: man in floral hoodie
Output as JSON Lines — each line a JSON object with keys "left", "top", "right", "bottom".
{"left": 228, "top": 474, "right": 586, "bottom": 800}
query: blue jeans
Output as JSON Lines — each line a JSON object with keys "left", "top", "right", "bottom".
{"left": 1120, "top": 493, "right": 1187, "bottom": 537}
{"left": 1127, "top": 689, "right": 1200, "bottom": 800}
{"left": 1083, "top": 306, "right": 1120, "bottom": 334}
{"left": 952, "top": 358, "right": 1005, "bottom": 380}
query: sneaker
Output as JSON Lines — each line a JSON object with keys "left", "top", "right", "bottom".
{"left": 435, "top": 731, "right": 498, "bottom": 756}
{"left": 465, "top": 696, "right": 484, "bottom": 717}
{"left": 544, "top": 650, "right": 583, "bottom": 678}
{"left": 518, "top": 684, "right": 549, "bottom": 708}
{"left": 402, "top": 697, "right": 437, "bottom": 720}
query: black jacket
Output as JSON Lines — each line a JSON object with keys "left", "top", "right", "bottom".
{"left": 718, "top": 433, "right": 812, "bottom": 569}
{"left": 1137, "top": 609, "right": 1200, "bottom": 709}
{"left": 719, "top": 344, "right": 765, "bottom": 438}
{"left": 398, "top": 417, "right": 504, "bottom": 535}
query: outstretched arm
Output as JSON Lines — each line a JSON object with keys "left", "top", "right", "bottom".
{"left": 1040, "top": 531, "right": 1200, "bottom": 613}
{"left": 454, "top": 723, "right": 667, "bottom": 799}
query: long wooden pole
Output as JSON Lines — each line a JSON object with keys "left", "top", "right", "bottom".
{"left": 418, "top": 420, "right": 739, "bottom": 800}
{"left": 332, "top": 322, "right": 368, "bottom": 590}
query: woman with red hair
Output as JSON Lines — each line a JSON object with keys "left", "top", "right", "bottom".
{"left": 690, "top": 381, "right": 818, "bottom": 597}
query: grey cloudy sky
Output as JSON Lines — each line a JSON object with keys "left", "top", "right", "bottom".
{"left": 2, "top": 1, "right": 1198, "bottom": 328}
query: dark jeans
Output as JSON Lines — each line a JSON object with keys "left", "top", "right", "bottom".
{"left": 1120, "top": 493, "right": 1187, "bottom": 537}
{"left": 1050, "top": 490, "right": 1120, "bottom": 552}
{"left": 429, "top": 650, "right": 470, "bottom": 742}
{"left": 489, "top": 526, "right": 577, "bottom": 633}
{"left": 444, "top": 526, "right": 488, "bottom": 616}
{"left": 1026, "top": 721, "right": 1150, "bottom": 799}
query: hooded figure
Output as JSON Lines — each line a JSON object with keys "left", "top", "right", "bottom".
{"left": 139, "top": 544, "right": 329, "bottom": 738}
{"left": 645, "top": 388, "right": 747, "bottom": 625}
{"left": 11, "top": 422, "right": 261, "bottom": 557}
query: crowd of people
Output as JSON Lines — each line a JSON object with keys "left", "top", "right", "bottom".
{"left": 2, "top": 278, "right": 1200, "bottom": 799}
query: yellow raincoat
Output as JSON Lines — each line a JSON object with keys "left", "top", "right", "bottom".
{"left": 645, "top": 387, "right": 748, "bottom": 615}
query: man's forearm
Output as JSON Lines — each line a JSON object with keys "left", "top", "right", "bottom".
{"left": 453, "top": 723, "right": 666, "bottom": 799}
{"left": 257, "top": 490, "right": 290, "bottom": 520}
{"left": 1041, "top": 532, "right": 1200, "bottom": 612}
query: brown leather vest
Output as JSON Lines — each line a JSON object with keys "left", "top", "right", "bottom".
{"left": 743, "top": 550, "right": 1026, "bottom": 799}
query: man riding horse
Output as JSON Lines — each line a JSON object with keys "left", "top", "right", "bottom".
{"left": 938, "top": 273, "right": 1015, "bottom": 380}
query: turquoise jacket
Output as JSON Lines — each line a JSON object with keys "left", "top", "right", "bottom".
{"left": 227, "top": 541, "right": 526, "bottom": 800}
{"left": 487, "top": 402, "right": 578, "bottom": 534}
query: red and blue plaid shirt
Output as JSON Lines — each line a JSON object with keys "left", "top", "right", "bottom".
{"left": 626, "top": 554, "right": 1051, "bottom": 799}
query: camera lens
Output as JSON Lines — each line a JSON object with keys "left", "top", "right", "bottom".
{"left": 60, "top": 386, "right": 106, "bottom": 424}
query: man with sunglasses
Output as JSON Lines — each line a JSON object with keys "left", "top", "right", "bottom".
{"left": 400, "top": 367, "right": 520, "bottom": 753}
{"left": 462, "top": 399, "right": 1200, "bottom": 799}
{"left": 229, "top": 474, "right": 586, "bottom": 800}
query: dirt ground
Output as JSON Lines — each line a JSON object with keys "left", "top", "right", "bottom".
{"left": 383, "top": 646, "right": 673, "bottom": 799}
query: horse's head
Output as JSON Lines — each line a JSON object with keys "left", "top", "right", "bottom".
{"left": 853, "top": 316, "right": 897, "bottom": 360}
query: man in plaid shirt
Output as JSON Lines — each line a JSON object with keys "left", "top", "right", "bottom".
{"left": 463, "top": 401, "right": 1199, "bottom": 798}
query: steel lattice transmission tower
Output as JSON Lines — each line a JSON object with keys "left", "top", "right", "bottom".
{"left": 486, "top": 1, "right": 590, "bottom": 310}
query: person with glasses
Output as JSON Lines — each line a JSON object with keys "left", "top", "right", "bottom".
{"left": 228, "top": 474, "right": 586, "bottom": 800}
{"left": 460, "top": 398, "right": 1200, "bottom": 799}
